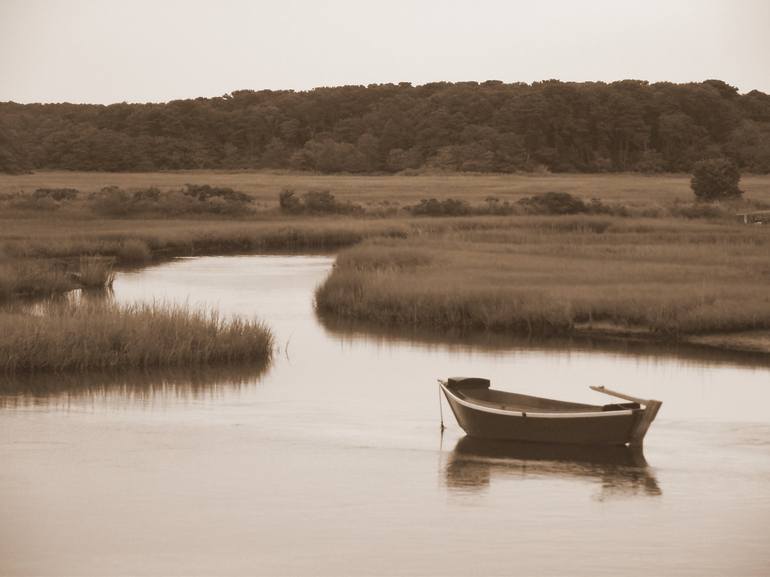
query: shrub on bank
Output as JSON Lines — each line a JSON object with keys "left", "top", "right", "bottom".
{"left": 517, "top": 191, "right": 588, "bottom": 215}
{"left": 403, "top": 193, "right": 623, "bottom": 218}
{"left": 407, "top": 198, "right": 471, "bottom": 216}
{"left": 34, "top": 188, "right": 79, "bottom": 201}
{"left": 482, "top": 197, "right": 517, "bottom": 215}
{"left": 691, "top": 158, "right": 742, "bottom": 202}
{"left": 515, "top": 192, "right": 626, "bottom": 217}
{"left": 278, "top": 188, "right": 364, "bottom": 215}
{"left": 4, "top": 188, "right": 80, "bottom": 211}
{"left": 89, "top": 185, "right": 254, "bottom": 217}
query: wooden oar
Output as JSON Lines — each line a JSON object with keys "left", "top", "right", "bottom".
{"left": 590, "top": 385, "right": 650, "bottom": 406}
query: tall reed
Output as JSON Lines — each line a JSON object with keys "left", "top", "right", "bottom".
{"left": 0, "top": 301, "right": 274, "bottom": 373}
{"left": 0, "top": 259, "right": 74, "bottom": 299}
{"left": 77, "top": 256, "right": 115, "bottom": 288}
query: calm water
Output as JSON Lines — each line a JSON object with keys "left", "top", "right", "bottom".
{"left": 2, "top": 255, "right": 770, "bottom": 576}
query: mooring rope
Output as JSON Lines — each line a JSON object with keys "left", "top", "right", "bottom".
{"left": 437, "top": 379, "right": 446, "bottom": 432}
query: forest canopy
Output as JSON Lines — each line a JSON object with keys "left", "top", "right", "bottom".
{"left": 2, "top": 79, "right": 770, "bottom": 174}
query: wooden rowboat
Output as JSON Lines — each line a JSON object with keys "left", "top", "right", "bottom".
{"left": 439, "top": 377, "right": 661, "bottom": 446}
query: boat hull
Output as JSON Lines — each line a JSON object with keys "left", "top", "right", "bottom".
{"left": 442, "top": 385, "right": 644, "bottom": 446}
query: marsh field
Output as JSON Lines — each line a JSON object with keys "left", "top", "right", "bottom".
{"left": 1, "top": 170, "right": 770, "bottom": 361}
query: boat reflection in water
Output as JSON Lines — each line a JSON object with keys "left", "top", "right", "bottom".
{"left": 444, "top": 436, "right": 661, "bottom": 499}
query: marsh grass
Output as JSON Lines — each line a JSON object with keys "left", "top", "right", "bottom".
{"left": 0, "top": 259, "right": 74, "bottom": 299}
{"left": 77, "top": 256, "right": 115, "bottom": 288}
{"left": 116, "top": 239, "right": 152, "bottom": 263}
{"left": 316, "top": 217, "right": 770, "bottom": 338}
{"left": 0, "top": 301, "right": 273, "bottom": 374}
{"left": 0, "top": 217, "right": 410, "bottom": 261}
{"left": 0, "top": 217, "right": 411, "bottom": 300}
{"left": 3, "top": 171, "right": 770, "bottom": 207}
{"left": 2, "top": 171, "right": 770, "bottom": 353}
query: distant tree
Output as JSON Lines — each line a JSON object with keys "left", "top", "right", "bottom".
{"left": 725, "top": 120, "right": 770, "bottom": 173}
{"left": 261, "top": 137, "right": 290, "bottom": 167}
{"left": 690, "top": 158, "right": 742, "bottom": 201}
{"left": 3, "top": 80, "right": 770, "bottom": 174}
{"left": 0, "top": 125, "right": 30, "bottom": 174}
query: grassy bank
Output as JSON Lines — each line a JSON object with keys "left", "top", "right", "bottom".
{"left": 0, "top": 256, "right": 116, "bottom": 299}
{"left": 316, "top": 216, "right": 770, "bottom": 341}
{"left": 0, "top": 217, "right": 412, "bottom": 300}
{"left": 0, "top": 216, "right": 410, "bottom": 261}
{"left": 0, "top": 301, "right": 273, "bottom": 373}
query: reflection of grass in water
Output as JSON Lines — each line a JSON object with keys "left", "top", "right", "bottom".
{"left": 318, "top": 313, "right": 770, "bottom": 369}
{"left": 0, "top": 300, "right": 273, "bottom": 374}
{"left": 0, "top": 363, "right": 271, "bottom": 406}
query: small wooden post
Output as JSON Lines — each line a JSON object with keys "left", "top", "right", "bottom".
{"left": 437, "top": 379, "right": 446, "bottom": 431}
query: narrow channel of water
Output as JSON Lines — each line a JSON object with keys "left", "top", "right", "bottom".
{"left": 2, "top": 255, "right": 769, "bottom": 576}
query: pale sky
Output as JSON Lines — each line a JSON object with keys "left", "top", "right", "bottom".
{"left": 1, "top": 0, "right": 768, "bottom": 104}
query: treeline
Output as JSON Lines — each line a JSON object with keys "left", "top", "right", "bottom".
{"left": 2, "top": 79, "right": 770, "bottom": 174}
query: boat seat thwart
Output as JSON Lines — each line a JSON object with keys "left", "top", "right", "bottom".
{"left": 438, "top": 377, "right": 661, "bottom": 446}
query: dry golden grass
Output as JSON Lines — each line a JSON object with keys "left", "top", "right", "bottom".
{"left": 316, "top": 216, "right": 770, "bottom": 338}
{"left": 0, "top": 216, "right": 413, "bottom": 300}
{"left": 0, "top": 259, "right": 73, "bottom": 299}
{"left": 0, "top": 256, "right": 119, "bottom": 298}
{"left": 0, "top": 215, "right": 410, "bottom": 261}
{"left": 0, "top": 301, "right": 273, "bottom": 373}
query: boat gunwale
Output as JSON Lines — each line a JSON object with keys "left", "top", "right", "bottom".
{"left": 440, "top": 382, "right": 638, "bottom": 419}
